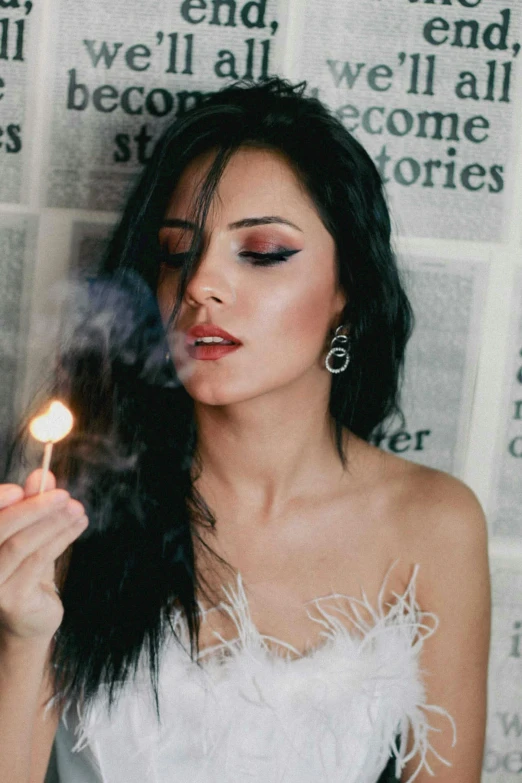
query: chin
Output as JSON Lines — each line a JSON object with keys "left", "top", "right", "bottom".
{"left": 182, "top": 374, "right": 282, "bottom": 407}
{"left": 179, "top": 362, "right": 317, "bottom": 407}
{"left": 182, "top": 381, "right": 250, "bottom": 407}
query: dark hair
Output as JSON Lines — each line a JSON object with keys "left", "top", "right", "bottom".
{"left": 10, "top": 77, "right": 413, "bottom": 719}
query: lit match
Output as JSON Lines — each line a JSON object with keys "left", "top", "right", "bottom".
{"left": 29, "top": 401, "right": 74, "bottom": 494}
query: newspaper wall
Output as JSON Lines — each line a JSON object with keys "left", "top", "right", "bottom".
{"left": 376, "top": 256, "right": 487, "bottom": 474}
{"left": 0, "top": 214, "right": 36, "bottom": 473}
{"left": 490, "top": 267, "right": 522, "bottom": 538}
{"left": 483, "top": 561, "right": 522, "bottom": 781}
{"left": 0, "top": 0, "right": 38, "bottom": 203}
{"left": 44, "top": 0, "right": 283, "bottom": 210}
{"left": 289, "top": 0, "right": 521, "bottom": 241}
{"left": 70, "top": 220, "right": 113, "bottom": 277}
{"left": 0, "top": 2, "right": 520, "bottom": 782}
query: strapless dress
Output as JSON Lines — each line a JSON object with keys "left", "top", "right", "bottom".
{"left": 48, "top": 560, "right": 456, "bottom": 783}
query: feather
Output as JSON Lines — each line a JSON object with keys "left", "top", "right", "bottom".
{"left": 51, "top": 560, "right": 456, "bottom": 783}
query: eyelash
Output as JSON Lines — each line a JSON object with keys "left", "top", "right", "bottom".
{"left": 238, "top": 249, "right": 300, "bottom": 266}
{"left": 159, "top": 247, "right": 299, "bottom": 269}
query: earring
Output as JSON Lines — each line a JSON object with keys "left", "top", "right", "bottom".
{"left": 325, "top": 325, "right": 350, "bottom": 374}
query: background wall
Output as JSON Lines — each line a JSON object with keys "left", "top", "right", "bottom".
{"left": 0, "top": 0, "right": 520, "bottom": 779}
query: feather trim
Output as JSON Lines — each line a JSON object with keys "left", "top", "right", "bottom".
{"left": 51, "top": 560, "right": 457, "bottom": 783}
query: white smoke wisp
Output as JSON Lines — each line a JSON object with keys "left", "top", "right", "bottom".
{"left": 39, "top": 269, "right": 197, "bottom": 391}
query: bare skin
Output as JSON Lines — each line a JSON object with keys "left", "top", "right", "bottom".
{"left": 158, "top": 146, "right": 490, "bottom": 782}
{"left": 0, "top": 470, "right": 88, "bottom": 783}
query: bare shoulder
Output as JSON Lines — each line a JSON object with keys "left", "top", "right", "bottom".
{"left": 399, "top": 469, "right": 491, "bottom": 781}
{"left": 348, "top": 435, "right": 488, "bottom": 559}
{"left": 348, "top": 435, "right": 490, "bottom": 616}
{"left": 355, "top": 444, "right": 491, "bottom": 780}
{"left": 398, "top": 461, "right": 489, "bottom": 571}
{"left": 398, "top": 461, "right": 492, "bottom": 657}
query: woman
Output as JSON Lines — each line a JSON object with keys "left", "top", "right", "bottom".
{"left": 0, "top": 78, "right": 490, "bottom": 783}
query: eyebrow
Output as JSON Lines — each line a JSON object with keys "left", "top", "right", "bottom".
{"left": 160, "top": 216, "right": 303, "bottom": 232}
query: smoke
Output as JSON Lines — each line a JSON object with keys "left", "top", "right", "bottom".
{"left": 59, "top": 268, "right": 181, "bottom": 390}
{"left": 26, "top": 268, "right": 196, "bottom": 537}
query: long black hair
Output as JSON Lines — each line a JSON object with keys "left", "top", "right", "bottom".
{"left": 8, "top": 77, "right": 413, "bottom": 719}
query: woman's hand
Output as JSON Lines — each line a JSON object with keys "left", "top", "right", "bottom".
{"left": 0, "top": 470, "right": 88, "bottom": 644}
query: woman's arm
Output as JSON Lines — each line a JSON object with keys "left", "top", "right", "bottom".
{"left": 0, "top": 635, "right": 58, "bottom": 783}
{"left": 401, "top": 474, "right": 491, "bottom": 783}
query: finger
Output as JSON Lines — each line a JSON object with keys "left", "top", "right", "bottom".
{"left": 3, "top": 516, "right": 88, "bottom": 591}
{"left": 39, "top": 515, "right": 88, "bottom": 570}
{"left": 24, "top": 469, "right": 57, "bottom": 498}
{"left": 1, "top": 517, "right": 87, "bottom": 597}
{"left": 34, "top": 514, "right": 88, "bottom": 589}
{"left": 0, "top": 505, "right": 86, "bottom": 584}
{"left": 0, "top": 490, "right": 71, "bottom": 546}
{"left": 0, "top": 484, "right": 24, "bottom": 510}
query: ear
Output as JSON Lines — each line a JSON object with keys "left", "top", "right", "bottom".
{"left": 332, "top": 287, "right": 348, "bottom": 328}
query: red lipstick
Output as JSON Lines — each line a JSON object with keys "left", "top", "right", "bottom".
{"left": 185, "top": 324, "right": 242, "bottom": 361}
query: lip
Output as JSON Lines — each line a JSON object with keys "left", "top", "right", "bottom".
{"left": 185, "top": 324, "right": 242, "bottom": 346}
{"left": 184, "top": 323, "right": 242, "bottom": 361}
{"left": 186, "top": 342, "right": 242, "bottom": 360}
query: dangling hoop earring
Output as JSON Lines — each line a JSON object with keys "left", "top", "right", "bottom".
{"left": 325, "top": 325, "right": 350, "bottom": 374}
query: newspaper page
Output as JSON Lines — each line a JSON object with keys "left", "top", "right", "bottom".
{"left": 289, "top": 0, "right": 522, "bottom": 241}
{"left": 70, "top": 220, "right": 114, "bottom": 278}
{"left": 374, "top": 257, "right": 487, "bottom": 475}
{"left": 0, "top": 0, "right": 38, "bottom": 203}
{"left": 483, "top": 560, "right": 522, "bottom": 780}
{"left": 0, "top": 213, "right": 36, "bottom": 475}
{"left": 44, "top": 0, "right": 283, "bottom": 211}
{"left": 490, "top": 267, "right": 522, "bottom": 538}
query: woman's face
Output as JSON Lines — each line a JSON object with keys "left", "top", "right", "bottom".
{"left": 157, "top": 147, "right": 346, "bottom": 406}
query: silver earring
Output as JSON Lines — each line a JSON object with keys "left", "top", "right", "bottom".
{"left": 325, "top": 325, "right": 350, "bottom": 374}
{"left": 165, "top": 351, "right": 171, "bottom": 364}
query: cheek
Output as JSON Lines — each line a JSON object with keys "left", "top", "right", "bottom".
{"left": 251, "top": 273, "right": 336, "bottom": 368}
{"left": 263, "top": 271, "right": 336, "bottom": 337}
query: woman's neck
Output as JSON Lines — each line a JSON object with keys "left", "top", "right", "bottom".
{"left": 192, "top": 379, "right": 347, "bottom": 523}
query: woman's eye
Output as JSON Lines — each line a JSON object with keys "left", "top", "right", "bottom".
{"left": 159, "top": 246, "right": 301, "bottom": 269}
{"left": 238, "top": 249, "right": 301, "bottom": 267}
{"left": 159, "top": 247, "right": 189, "bottom": 269}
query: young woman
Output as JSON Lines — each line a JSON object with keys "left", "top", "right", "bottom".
{"left": 0, "top": 78, "right": 490, "bottom": 783}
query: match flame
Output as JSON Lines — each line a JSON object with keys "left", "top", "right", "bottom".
{"left": 29, "top": 401, "right": 74, "bottom": 443}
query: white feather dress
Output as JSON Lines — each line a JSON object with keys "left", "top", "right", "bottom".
{"left": 48, "top": 561, "right": 456, "bottom": 783}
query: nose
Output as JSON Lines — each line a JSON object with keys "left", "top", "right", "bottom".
{"left": 183, "top": 242, "right": 236, "bottom": 308}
